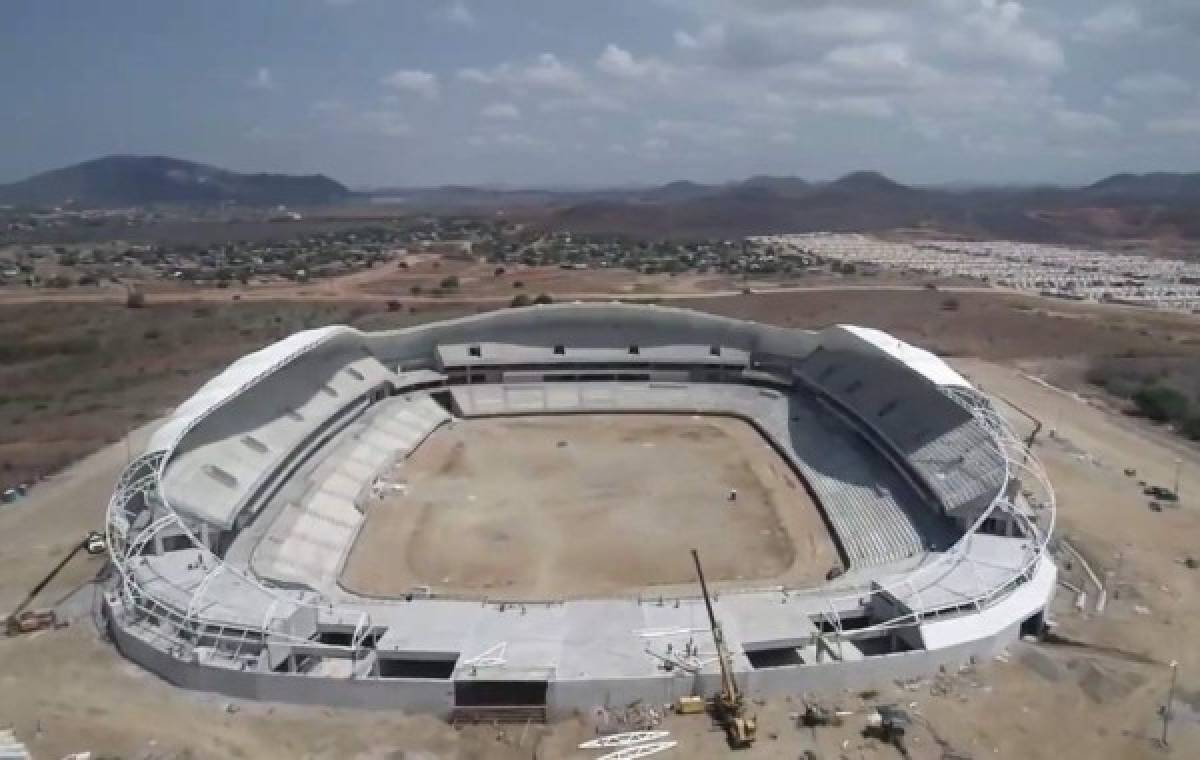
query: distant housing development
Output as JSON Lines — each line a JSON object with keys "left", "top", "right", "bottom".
{"left": 760, "top": 233, "right": 1200, "bottom": 312}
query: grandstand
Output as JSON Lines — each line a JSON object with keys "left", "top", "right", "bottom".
{"left": 103, "top": 303, "right": 1056, "bottom": 718}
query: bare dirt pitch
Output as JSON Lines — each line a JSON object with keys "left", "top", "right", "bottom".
{"left": 340, "top": 414, "right": 840, "bottom": 599}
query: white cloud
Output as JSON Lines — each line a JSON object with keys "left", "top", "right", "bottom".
{"left": 653, "top": 118, "right": 746, "bottom": 145}
{"left": 641, "top": 136, "right": 669, "bottom": 153}
{"left": 938, "top": 2, "right": 1064, "bottom": 72}
{"left": 457, "top": 53, "right": 584, "bottom": 93}
{"left": 596, "top": 44, "right": 672, "bottom": 82}
{"left": 457, "top": 68, "right": 492, "bottom": 85}
{"left": 519, "top": 53, "right": 584, "bottom": 91}
{"left": 247, "top": 67, "right": 275, "bottom": 90}
{"left": 481, "top": 102, "right": 521, "bottom": 120}
{"left": 356, "top": 110, "right": 412, "bottom": 138}
{"left": 381, "top": 69, "right": 439, "bottom": 99}
{"left": 670, "top": 6, "right": 904, "bottom": 70}
{"left": 469, "top": 131, "right": 544, "bottom": 149}
{"left": 539, "top": 93, "right": 627, "bottom": 113}
{"left": 440, "top": 1, "right": 475, "bottom": 26}
{"left": 824, "top": 42, "right": 912, "bottom": 75}
{"left": 313, "top": 101, "right": 411, "bottom": 138}
{"left": 673, "top": 29, "right": 700, "bottom": 49}
{"left": 815, "top": 95, "right": 894, "bottom": 119}
{"left": 1147, "top": 112, "right": 1200, "bottom": 136}
{"left": 1078, "top": 5, "right": 1142, "bottom": 43}
{"left": 1115, "top": 72, "right": 1191, "bottom": 98}
{"left": 1052, "top": 108, "right": 1120, "bottom": 135}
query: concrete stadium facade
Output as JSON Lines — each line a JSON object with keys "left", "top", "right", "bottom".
{"left": 103, "top": 303, "right": 1056, "bottom": 719}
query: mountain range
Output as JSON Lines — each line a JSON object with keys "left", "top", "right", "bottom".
{"left": 0, "top": 155, "right": 350, "bottom": 207}
{"left": 2, "top": 155, "right": 1198, "bottom": 242}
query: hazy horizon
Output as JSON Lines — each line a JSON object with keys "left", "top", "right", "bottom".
{"left": 3, "top": 1, "right": 1199, "bottom": 188}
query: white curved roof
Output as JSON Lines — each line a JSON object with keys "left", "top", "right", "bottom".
{"left": 148, "top": 325, "right": 361, "bottom": 453}
{"left": 835, "top": 325, "right": 970, "bottom": 389}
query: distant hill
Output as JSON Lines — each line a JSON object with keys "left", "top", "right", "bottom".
{"left": 549, "top": 170, "right": 1200, "bottom": 241}
{"left": 0, "top": 155, "right": 351, "bottom": 207}
{"left": 1082, "top": 172, "right": 1200, "bottom": 204}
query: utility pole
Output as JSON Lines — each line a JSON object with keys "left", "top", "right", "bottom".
{"left": 1162, "top": 660, "right": 1179, "bottom": 747}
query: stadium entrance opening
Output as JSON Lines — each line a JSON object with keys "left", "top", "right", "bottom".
{"left": 454, "top": 680, "right": 549, "bottom": 708}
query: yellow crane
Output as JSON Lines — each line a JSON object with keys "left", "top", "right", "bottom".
{"left": 691, "top": 548, "right": 757, "bottom": 748}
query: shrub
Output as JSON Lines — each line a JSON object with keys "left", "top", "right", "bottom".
{"left": 493, "top": 267, "right": 506, "bottom": 277}
{"left": 1132, "top": 385, "right": 1188, "bottom": 423}
{"left": 125, "top": 289, "right": 146, "bottom": 309}
{"left": 510, "top": 293, "right": 532, "bottom": 308}
{"left": 410, "top": 285, "right": 423, "bottom": 296}
{"left": 941, "top": 297, "right": 960, "bottom": 311}
{"left": 533, "top": 293, "right": 554, "bottom": 305}
{"left": 1181, "top": 416, "right": 1200, "bottom": 440}
{"left": 439, "top": 275, "right": 460, "bottom": 289}
{"left": 386, "top": 299, "right": 402, "bottom": 312}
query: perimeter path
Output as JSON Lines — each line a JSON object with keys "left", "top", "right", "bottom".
{"left": 951, "top": 359, "right": 1200, "bottom": 667}
{"left": 0, "top": 282, "right": 1002, "bottom": 305}
{"left": 0, "top": 421, "right": 160, "bottom": 614}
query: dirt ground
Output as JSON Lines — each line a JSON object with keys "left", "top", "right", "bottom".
{"left": 0, "top": 300, "right": 477, "bottom": 491}
{"left": 341, "top": 415, "right": 837, "bottom": 599}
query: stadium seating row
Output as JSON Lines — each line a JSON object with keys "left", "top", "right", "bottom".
{"left": 796, "top": 348, "right": 1006, "bottom": 515}
{"left": 252, "top": 396, "right": 450, "bottom": 589}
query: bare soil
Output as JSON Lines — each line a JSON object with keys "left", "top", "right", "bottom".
{"left": 341, "top": 414, "right": 837, "bottom": 599}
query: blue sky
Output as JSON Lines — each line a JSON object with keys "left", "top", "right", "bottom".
{"left": 2, "top": 0, "right": 1198, "bottom": 187}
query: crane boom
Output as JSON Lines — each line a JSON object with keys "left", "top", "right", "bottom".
{"left": 690, "top": 548, "right": 756, "bottom": 747}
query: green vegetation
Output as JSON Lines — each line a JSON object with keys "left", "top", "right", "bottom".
{"left": 1132, "top": 385, "right": 1189, "bottom": 423}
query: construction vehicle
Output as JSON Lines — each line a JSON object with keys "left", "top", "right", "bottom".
{"left": 691, "top": 548, "right": 757, "bottom": 748}
{"left": 865, "top": 705, "right": 912, "bottom": 757}
{"left": 4, "top": 531, "right": 106, "bottom": 636}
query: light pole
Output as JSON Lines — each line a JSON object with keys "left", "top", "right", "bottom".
{"left": 1174, "top": 458, "right": 1183, "bottom": 501}
{"left": 1162, "top": 660, "right": 1179, "bottom": 747}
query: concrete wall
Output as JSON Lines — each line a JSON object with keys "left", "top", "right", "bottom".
{"left": 108, "top": 599, "right": 1023, "bottom": 718}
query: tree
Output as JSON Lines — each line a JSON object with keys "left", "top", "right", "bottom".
{"left": 1181, "top": 415, "right": 1200, "bottom": 441}
{"left": 493, "top": 266, "right": 506, "bottom": 277}
{"left": 1132, "top": 385, "right": 1189, "bottom": 423}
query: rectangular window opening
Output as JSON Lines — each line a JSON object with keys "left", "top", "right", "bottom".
{"left": 745, "top": 647, "right": 805, "bottom": 669}
{"left": 379, "top": 657, "right": 458, "bottom": 679}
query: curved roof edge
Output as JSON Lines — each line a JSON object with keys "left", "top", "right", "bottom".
{"left": 147, "top": 325, "right": 362, "bottom": 454}
{"left": 833, "top": 325, "right": 971, "bottom": 389}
